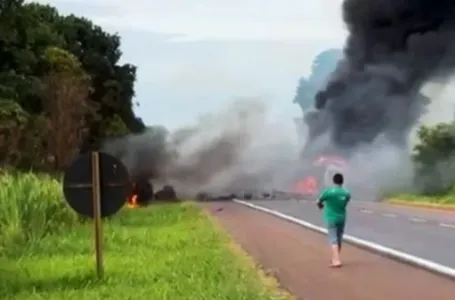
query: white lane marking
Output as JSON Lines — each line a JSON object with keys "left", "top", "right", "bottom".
{"left": 409, "top": 218, "right": 427, "bottom": 223}
{"left": 439, "top": 223, "right": 455, "bottom": 229}
{"left": 233, "top": 199, "right": 455, "bottom": 279}
{"left": 382, "top": 213, "right": 397, "bottom": 218}
{"left": 360, "top": 209, "right": 373, "bottom": 214}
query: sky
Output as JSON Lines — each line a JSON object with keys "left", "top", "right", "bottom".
{"left": 32, "top": 0, "right": 347, "bottom": 130}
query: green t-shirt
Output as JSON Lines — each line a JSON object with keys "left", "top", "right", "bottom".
{"left": 318, "top": 186, "right": 351, "bottom": 225}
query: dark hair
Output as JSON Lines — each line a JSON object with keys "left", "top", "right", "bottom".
{"left": 333, "top": 173, "right": 344, "bottom": 185}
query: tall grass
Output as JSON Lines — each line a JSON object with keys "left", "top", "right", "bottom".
{"left": 0, "top": 170, "right": 78, "bottom": 256}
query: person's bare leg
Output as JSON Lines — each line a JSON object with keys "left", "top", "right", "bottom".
{"left": 328, "top": 226, "right": 342, "bottom": 267}
{"left": 330, "top": 245, "right": 342, "bottom": 267}
{"left": 337, "top": 224, "right": 344, "bottom": 253}
{"left": 336, "top": 230, "right": 343, "bottom": 265}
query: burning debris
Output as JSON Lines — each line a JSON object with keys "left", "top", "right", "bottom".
{"left": 127, "top": 193, "right": 138, "bottom": 208}
{"left": 126, "top": 178, "right": 154, "bottom": 208}
{"left": 125, "top": 180, "right": 179, "bottom": 208}
{"left": 293, "top": 155, "right": 349, "bottom": 197}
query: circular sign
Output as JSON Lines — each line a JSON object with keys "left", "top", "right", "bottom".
{"left": 62, "top": 152, "right": 131, "bottom": 218}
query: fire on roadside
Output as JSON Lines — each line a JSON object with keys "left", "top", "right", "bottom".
{"left": 293, "top": 176, "right": 318, "bottom": 196}
{"left": 127, "top": 193, "right": 139, "bottom": 208}
{"left": 126, "top": 182, "right": 139, "bottom": 208}
{"left": 292, "top": 154, "right": 348, "bottom": 196}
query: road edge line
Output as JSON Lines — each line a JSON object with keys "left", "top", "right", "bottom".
{"left": 233, "top": 199, "right": 455, "bottom": 280}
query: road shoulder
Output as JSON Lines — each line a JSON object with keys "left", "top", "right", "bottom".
{"left": 205, "top": 202, "right": 455, "bottom": 300}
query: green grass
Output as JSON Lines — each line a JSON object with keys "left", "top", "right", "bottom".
{"left": 0, "top": 171, "right": 287, "bottom": 300}
{"left": 388, "top": 189, "right": 455, "bottom": 208}
{"left": 0, "top": 170, "right": 78, "bottom": 256}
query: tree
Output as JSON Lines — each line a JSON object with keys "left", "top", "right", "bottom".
{"left": 41, "top": 47, "right": 91, "bottom": 169}
{"left": 412, "top": 123, "right": 455, "bottom": 193}
{"left": 52, "top": 13, "right": 145, "bottom": 148}
{"left": 0, "top": 99, "right": 29, "bottom": 165}
{"left": 99, "top": 115, "right": 130, "bottom": 138}
{"left": 0, "top": 1, "right": 145, "bottom": 170}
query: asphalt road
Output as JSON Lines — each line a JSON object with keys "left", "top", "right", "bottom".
{"left": 244, "top": 199, "right": 455, "bottom": 269}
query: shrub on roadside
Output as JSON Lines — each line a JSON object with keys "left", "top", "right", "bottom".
{"left": 412, "top": 123, "right": 455, "bottom": 194}
{"left": 0, "top": 170, "right": 77, "bottom": 256}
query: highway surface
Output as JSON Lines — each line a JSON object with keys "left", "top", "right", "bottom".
{"left": 242, "top": 199, "right": 455, "bottom": 269}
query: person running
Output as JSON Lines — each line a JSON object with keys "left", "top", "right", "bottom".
{"left": 316, "top": 173, "right": 351, "bottom": 268}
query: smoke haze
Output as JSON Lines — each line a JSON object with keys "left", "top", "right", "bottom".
{"left": 103, "top": 98, "right": 301, "bottom": 197}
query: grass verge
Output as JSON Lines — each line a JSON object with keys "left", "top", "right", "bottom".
{"left": 387, "top": 192, "right": 455, "bottom": 211}
{"left": 1, "top": 191, "right": 288, "bottom": 300}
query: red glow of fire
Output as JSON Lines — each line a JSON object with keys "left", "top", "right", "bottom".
{"left": 292, "top": 154, "right": 348, "bottom": 196}
{"left": 127, "top": 193, "right": 138, "bottom": 208}
{"left": 293, "top": 176, "right": 318, "bottom": 196}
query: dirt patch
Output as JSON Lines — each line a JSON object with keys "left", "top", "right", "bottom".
{"left": 205, "top": 202, "right": 455, "bottom": 300}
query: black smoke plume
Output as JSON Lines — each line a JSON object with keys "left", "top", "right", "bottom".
{"left": 304, "top": 0, "right": 455, "bottom": 154}
{"left": 103, "top": 99, "right": 300, "bottom": 197}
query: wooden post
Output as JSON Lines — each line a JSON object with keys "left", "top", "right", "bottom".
{"left": 91, "top": 151, "right": 104, "bottom": 278}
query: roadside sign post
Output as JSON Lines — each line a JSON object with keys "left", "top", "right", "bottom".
{"left": 91, "top": 151, "right": 103, "bottom": 278}
{"left": 62, "top": 151, "right": 131, "bottom": 279}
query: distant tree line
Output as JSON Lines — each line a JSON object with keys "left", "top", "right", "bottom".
{"left": 0, "top": 0, "right": 145, "bottom": 171}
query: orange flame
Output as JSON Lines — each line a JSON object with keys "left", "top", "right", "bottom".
{"left": 293, "top": 176, "right": 318, "bottom": 196}
{"left": 127, "top": 194, "right": 138, "bottom": 208}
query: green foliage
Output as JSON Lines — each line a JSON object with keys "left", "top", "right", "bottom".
{"left": 99, "top": 114, "right": 130, "bottom": 138}
{"left": 0, "top": 170, "right": 78, "bottom": 256}
{"left": 0, "top": 99, "right": 29, "bottom": 128}
{"left": 0, "top": 100, "right": 29, "bottom": 164}
{"left": 412, "top": 123, "right": 455, "bottom": 194}
{"left": 413, "top": 123, "right": 455, "bottom": 164}
{"left": 42, "top": 46, "right": 86, "bottom": 78}
{"left": 0, "top": 0, "right": 145, "bottom": 169}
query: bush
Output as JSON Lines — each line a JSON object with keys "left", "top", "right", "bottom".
{"left": 0, "top": 170, "right": 77, "bottom": 256}
{"left": 412, "top": 123, "right": 455, "bottom": 194}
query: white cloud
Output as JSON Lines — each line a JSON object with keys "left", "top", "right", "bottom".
{"left": 34, "top": 0, "right": 347, "bottom": 42}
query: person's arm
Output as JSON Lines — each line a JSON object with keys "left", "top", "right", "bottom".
{"left": 344, "top": 193, "right": 351, "bottom": 208}
{"left": 317, "top": 189, "right": 328, "bottom": 209}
